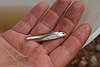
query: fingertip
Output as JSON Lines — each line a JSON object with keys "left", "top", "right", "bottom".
{"left": 73, "top": 1, "right": 85, "bottom": 11}
{"left": 58, "top": 0, "right": 72, "bottom": 3}
{"left": 30, "top": 1, "right": 50, "bottom": 19}
{"left": 79, "top": 23, "right": 92, "bottom": 34}
{"left": 73, "top": 23, "right": 92, "bottom": 45}
{"left": 38, "top": 1, "right": 49, "bottom": 8}
{"left": 31, "top": 1, "right": 49, "bottom": 14}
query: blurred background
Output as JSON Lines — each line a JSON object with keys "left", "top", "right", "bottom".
{"left": 0, "top": 0, "right": 100, "bottom": 67}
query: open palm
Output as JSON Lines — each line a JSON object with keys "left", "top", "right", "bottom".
{"left": 0, "top": 0, "right": 91, "bottom": 67}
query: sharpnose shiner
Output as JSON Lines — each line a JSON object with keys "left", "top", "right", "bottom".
{"left": 26, "top": 32, "right": 67, "bottom": 42}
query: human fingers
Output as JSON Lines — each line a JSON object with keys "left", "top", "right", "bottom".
{"left": 29, "top": 0, "right": 72, "bottom": 36}
{"left": 12, "top": 2, "right": 49, "bottom": 34}
{"left": 49, "top": 24, "right": 92, "bottom": 67}
{"left": 42, "top": 1, "right": 84, "bottom": 54}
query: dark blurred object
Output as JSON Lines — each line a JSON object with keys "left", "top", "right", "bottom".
{"left": 90, "top": 56, "right": 98, "bottom": 67}
{"left": 95, "top": 44, "right": 100, "bottom": 52}
{"left": 78, "top": 58, "right": 88, "bottom": 67}
{"left": 96, "top": 35, "right": 100, "bottom": 44}
{"left": 67, "top": 35, "right": 100, "bottom": 67}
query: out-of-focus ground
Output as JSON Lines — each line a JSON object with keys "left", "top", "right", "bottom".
{"left": 0, "top": 6, "right": 31, "bottom": 33}
{"left": 68, "top": 35, "right": 100, "bottom": 67}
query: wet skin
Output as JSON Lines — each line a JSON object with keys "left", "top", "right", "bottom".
{"left": 0, "top": 0, "right": 92, "bottom": 67}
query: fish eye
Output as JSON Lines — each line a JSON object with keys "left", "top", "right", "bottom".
{"left": 62, "top": 32, "right": 65, "bottom": 34}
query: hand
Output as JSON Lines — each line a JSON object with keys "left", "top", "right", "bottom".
{"left": 0, "top": 0, "right": 92, "bottom": 67}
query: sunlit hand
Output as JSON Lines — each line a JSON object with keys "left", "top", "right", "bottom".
{"left": 0, "top": 0, "right": 91, "bottom": 67}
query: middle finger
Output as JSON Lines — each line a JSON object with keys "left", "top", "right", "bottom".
{"left": 42, "top": 1, "right": 85, "bottom": 54}
{"left": 29, "top": 0, "right": 72, "bottom": 35}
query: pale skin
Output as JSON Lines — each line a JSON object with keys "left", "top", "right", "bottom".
{"left": 0, "top": 0, "right": 92, "bottom": 67}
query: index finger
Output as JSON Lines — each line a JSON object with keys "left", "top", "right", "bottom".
{"left": 12, "top": 2, "right": 49, "bottom": 34}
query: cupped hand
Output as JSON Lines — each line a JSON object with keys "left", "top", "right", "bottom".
{"left": 0, "top": 0, "right": 92, "bottom": 67}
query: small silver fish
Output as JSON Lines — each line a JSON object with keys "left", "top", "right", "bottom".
{"left": 26, "top": 32, "right": 66, "bottom": 42}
